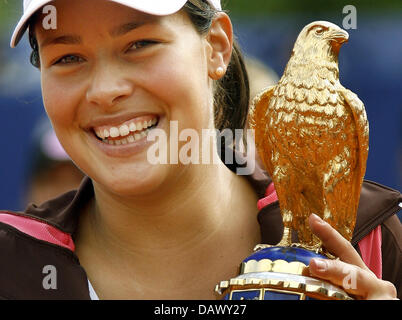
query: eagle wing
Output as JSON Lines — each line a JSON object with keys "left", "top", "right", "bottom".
{"left": 249, "top": 86, "right": 276, "bottom": 176}
{"left": 338, "top": 88, "right": 369, "bottom": 215}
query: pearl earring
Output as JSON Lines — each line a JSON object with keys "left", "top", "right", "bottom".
{"left": 216, "top": 67, "right": 225, "bottom": 78}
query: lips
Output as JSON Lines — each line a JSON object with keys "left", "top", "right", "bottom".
{"left": 84, "top": 113, "right": 162, "bottom": 158}
{"left": 89, "top": 114, "right": 160, "bottom": 145}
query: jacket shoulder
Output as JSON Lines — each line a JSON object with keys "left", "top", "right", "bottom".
{"left": 352, "top": 180, "right": 401, "bottom": 245}
{"left": 381, "top": 214, "right": 402, "bottom": 299}
{"left": 0, "top": 210, "right": 89, "bottom": 299}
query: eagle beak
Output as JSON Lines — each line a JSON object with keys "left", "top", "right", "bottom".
{"left": 330, "top": 29, "right": 349, "bottom": 44}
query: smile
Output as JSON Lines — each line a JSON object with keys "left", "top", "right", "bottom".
{"left": 93, "top": 115, "right": 159, "bottom": 145}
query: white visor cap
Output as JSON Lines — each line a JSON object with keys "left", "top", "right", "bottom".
{"left": 10, "top": 0, "right": 222, "bottom": 47}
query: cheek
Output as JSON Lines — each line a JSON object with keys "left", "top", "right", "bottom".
{"left": 40, "top": 72, "right": 87, "bottom": 169}
{"left": 41, "top": 71, "right": 83, "bottom": 128}
{"left": 143, "top": 44, "right": 213, "bottom": 130}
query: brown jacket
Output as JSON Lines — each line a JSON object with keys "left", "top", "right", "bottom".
{"left": 0, "top": 161, "right": 401, "bottom": 299}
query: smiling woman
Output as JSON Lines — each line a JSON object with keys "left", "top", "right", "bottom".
{"left": 33, "top": 1, "right": 226, "bottom": 197}
{"left": 4, "top": 0, "right": 261, "bottom": 300}
{"left": 0, "top": 0, "right": 401, "bottom": 300}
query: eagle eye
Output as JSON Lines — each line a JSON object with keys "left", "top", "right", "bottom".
{"left": 315, "top": 28, "right": 324, "bottom": 35}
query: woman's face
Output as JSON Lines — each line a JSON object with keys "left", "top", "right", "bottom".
{"left": 35, "top": 0, "right": 217, "bottom": 196}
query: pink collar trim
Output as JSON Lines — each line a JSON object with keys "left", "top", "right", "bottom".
{"left": 0, "top": 212, "right": 75, "bottom": 251}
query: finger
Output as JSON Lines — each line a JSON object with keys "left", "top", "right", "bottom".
{"left": 309, "top": 258, "right": 397, "bottom": 300}
{"left": 309, "top": 214, "right": 368, "bottom": 271}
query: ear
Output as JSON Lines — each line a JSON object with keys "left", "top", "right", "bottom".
{"left": 206, "top": 12, "right": 233, "bottom": 80}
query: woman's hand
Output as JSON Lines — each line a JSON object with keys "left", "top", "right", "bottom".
{"left": 308, "top": 214, "right": 398, "bottom": 300}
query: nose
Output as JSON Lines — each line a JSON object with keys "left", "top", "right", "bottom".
{"left": 86, "top": 63, "right": 133, "bottom": 107}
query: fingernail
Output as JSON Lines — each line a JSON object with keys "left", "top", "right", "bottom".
{"left": 312, "top": 258, "right": 327, "bottom": 272}
{"left": 311, "top": 213, "right": 320, "bottom": 221}
{"left": 311, "top": 213, "right": 326, "bottom": 225}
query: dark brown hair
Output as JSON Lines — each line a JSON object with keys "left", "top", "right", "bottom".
{"left": 183, "top": 0, "right": 250, "bottom": 141}
{"left": 28, "top": 0, "right": 250, "bottom": 138}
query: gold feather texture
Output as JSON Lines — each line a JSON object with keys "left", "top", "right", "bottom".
{"left": 249, "top": 21, "right": 369, "bottom": 248}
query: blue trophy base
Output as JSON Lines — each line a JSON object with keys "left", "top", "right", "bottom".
{"left": 215, "top": 246, "right": 352, "bottom": 300}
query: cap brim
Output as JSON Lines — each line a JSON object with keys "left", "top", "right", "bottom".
{"left": 10, "top": 0, "right": 189, "bottom": 48}
{"left": 10, "top": 0, "right": 52, "bottom": 48}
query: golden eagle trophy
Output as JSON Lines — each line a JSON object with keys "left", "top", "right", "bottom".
{"left": 215, "top": 21, "right": 369, "bottom": 300}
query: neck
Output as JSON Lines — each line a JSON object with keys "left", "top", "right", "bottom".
{"left": 75, "top": 159, "right": 260, "bottom": 298}
{"left": 98, "top": 164, "right": 228, "bottom": 247}
{"left": 283, "top": 55, "right": 339, "bottom": 88}
{"left": 78, "top": 159, "right": 260, "bottom": 260}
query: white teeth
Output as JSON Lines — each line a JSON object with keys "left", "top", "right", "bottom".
{"left": 95, "top": 129, "right": 104, "bottom": 139}
{"left": 103, "top": 129, "right": 152, "bottom": 145}
{"left": 95, "top": 116, "right": 158, "bottom": 143}
{"left": 129, "top": 122, "right": 136, "bottom": 132}
{"left": 119, "top": 124, "right": 130, "bottom": 136}
{"left": 110, "top": 127, "right": 120, "bottom": 138}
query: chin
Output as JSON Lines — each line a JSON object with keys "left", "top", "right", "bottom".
{"left": 93, "top": 162, "right": 170, "bottom": 198}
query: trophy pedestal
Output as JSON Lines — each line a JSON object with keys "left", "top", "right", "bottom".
{"left": 215, "top": 246, "right": 352, "bottom": 300}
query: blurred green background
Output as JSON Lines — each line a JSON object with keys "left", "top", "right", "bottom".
{"left": 0, "top": 0, "right": 21, "bottom": 28}
{"left": 226, "top": 0, "right": 402, "bottom": 15}
{"left": 2, "top": 0, "right": 402, "bottom": 26}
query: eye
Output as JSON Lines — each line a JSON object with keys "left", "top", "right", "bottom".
{"left": 54, "top": 54, "right": 85, "bottom": 65}
{"left": 127, "top": 40, "right": 158, "bottom": 52}
{"left": 315, "top": 28, "right": 325, "bottom": 35}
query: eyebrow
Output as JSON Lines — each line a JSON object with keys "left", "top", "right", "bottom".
{"left": 40, "top": 35, "right": 82, "bottom": 48}
{"left": 110, "top": 19, "right": 154, "bottom": 38}
{"left": 40, "top": 19, "right": 156, "bottom": 49}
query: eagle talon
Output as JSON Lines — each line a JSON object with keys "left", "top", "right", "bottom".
{"left": 275, "top": 227, "right": 292, "bottom": 247}
{"left": 253, "top": 244, "right": 273, "bottom": 252}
